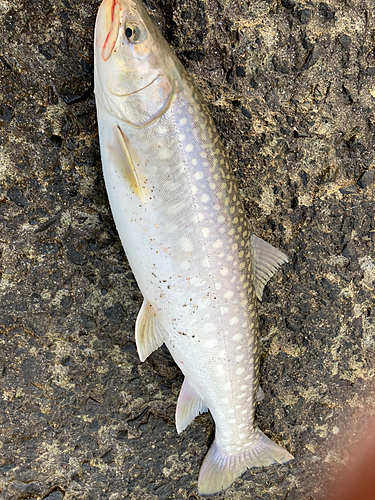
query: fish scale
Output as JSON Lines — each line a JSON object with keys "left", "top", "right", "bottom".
{"left": 94, "top": 0, "right": 293, "bottom": 494}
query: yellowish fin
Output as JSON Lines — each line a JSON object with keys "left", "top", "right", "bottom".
{"left": 107, "top": 126, "right": 146, "bottom": 201}
{"left": 135, "top": 300, "right": 165, "bottom": 361}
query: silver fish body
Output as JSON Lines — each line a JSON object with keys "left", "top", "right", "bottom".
{"left": 94, "top": 0, "right": 293, "bottom": 494}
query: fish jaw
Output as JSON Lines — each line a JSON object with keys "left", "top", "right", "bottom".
{"left": 94, "top": 0, "right": 185, "bottom": 126}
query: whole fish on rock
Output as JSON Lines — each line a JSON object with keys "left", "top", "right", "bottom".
{"left": 94, "top": 0, "right": 293, "bottom": 494}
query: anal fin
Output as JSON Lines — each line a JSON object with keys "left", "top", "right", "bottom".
{"left": 135, "top": 300, "right": 166, "bottom": 362}
{"left": 252, "top": 234, "right": 289, "bottom": 301}
{"left": 176, "top": 378, "right": 208, "bottom": 434}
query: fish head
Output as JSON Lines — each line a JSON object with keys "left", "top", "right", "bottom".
{"left": 94, "top": 0, "right": 182, "bottom": 127}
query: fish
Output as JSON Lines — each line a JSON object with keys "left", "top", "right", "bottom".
{"left": 94, "top": 0, "right": 293, "bottom": 494}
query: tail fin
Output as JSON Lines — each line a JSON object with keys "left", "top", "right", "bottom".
{"left": 198, "top": 428, "right": 293, "bottom": 495}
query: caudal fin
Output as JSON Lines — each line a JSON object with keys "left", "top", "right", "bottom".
{"left": 198, "top": 428, "right": 293, "bottom": 495}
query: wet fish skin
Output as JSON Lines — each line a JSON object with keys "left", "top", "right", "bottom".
{"left": 94, "top": 0, "right": 293, "bottom": 494}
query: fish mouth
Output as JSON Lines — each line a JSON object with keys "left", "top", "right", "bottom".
{"left": 108, "top": 74, "right": 160, "bottom": 97}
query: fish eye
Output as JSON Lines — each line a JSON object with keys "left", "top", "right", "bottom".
{"left": 124, "top": 24, "right": 143, "bottom": 44}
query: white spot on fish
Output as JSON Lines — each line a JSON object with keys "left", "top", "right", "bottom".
{"left": 179, "top": 117, "right": 187, "bottom": 126}
{"left": 217, "top": 215, "right": 225, "bottom": 223}
{"left": 179, "top": 236, "right": 194, "bottom": 252}
{"left": 202, "top": 256, "right": 210, "bottom": 267}
{"left": 221, "top": 307, "right": 229, "bottom": 315}
{"left": 201, "top": 193, "right": 210, "bottom": 203}
{"left": 185, "top": 143, "right": 194, "bottom": 152}
{"left": 167, "top": 202, "right": 185, "bottom": 215}
{"left": 213, "top": 239, "right": 223, "bottom": 248}
{"left": 204, "top": 338, "right": 218, "bottom": 347}
{"left": 233, "top": 333, "right": 243, "bottom": 342}
{"left": 224, "top": 290, "right": 234, "bottom": 299}
{"left": 214, "top": 364, "right": 225, "bottom": 377}
{"left": 164, "top": 180, "right": 177, "bottom": 191}
{"left": 194, "top": 171, "right": 204, "bottom": 180}
{"left": 159, "top": 148, "right": 173, "bottom": 159}
{"left": 220, "top": 267, "right": 229, "bottom": 276}
{"left": 215, "top": 282, "right": 222, "bottom": 291}
{"left": 236, "top": 367, "right": 245, "bottom": 376}
{"left": 229, "top": 316, "right": 239, "bottom": 325}
{"left": 191, "top": 185, "right": 198, "bottom": 195}
{"left": 202, "top": 227, "right": 210, "bottom": 238}
{"left": 190, "top": 276, "right": 205, "bottom": 287}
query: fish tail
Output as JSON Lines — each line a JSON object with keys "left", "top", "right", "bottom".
{"left": 197, "top": 428, "right": 293, "bottom": 495}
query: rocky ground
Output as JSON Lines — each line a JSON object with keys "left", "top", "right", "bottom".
{"left": 0, "top": 0, "right": 374, "bottom": 498}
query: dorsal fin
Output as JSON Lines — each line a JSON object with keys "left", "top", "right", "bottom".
{"left": 252, "top": 234, "right": 288, "bottom": 301}
{"left": 135, "top": 300, "right": 166, "bottom": 361}
{"left": 175, "top": 378, "right": 208, "bottom": 434}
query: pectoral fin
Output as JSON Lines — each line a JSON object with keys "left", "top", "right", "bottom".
{"left": 107, "top": 126, "right": 145, "bottom": 202}
{"left": 176, "top": 378, "right": 208, "bottom": 434}
{"left": 135, "top": 300, "right": 165, "bottom": 361}
{"left": 252, "top": 234, "right": 289, "bottom": 300}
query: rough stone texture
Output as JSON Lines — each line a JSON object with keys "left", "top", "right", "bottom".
{"left": 0, "top": 0, "right": 374, "bottom": 499}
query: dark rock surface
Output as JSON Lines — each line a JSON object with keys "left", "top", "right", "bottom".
{"left": 0, "top": 0, "right": 374, "bottom": 499}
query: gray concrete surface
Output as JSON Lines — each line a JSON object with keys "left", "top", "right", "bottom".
{"left": 0, "top": 0, "right": 374, "bottom": 498}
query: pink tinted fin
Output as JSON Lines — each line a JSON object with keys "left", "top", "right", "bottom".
{"left": 135, "top": 300, "right": 166, "bottom": 362}
{"left": 175, "top": 378, "right": 208, "bottom": 434}
{"left": 198, "top": 428, "right": 293, "bottom": 495}
{"left": 251, "top": 234, "right": 289, "bottom": 301}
